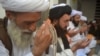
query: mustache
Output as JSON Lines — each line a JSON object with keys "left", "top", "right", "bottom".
{"left": 21, "top": 29, "right": 33, "bottom": 34}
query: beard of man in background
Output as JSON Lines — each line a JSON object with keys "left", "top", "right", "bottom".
{"left": 7, "top": 19, "right": 34, "bottom": 49}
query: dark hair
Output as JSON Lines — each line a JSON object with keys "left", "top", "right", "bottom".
{"left": 54, "top": 24, "right": 70, "bottom": 49}
{"left": 49, "top": 5, "right": 72, "bottom": 49}
{"left": 49, "top": 5, "right": 72, "bottom": 23}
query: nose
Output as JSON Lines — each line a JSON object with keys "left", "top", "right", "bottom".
{"left": 29, "top": 23, "right": 36, "bottom": 32}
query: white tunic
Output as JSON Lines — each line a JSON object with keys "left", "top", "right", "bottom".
{"left": 0, "top": 38, "right": 74, "bottom": 56}
{"left": 0, "top": 40, "right": 33, "bottom": 56}
{"left": 67, "top": 21, "right": 97, "bottom": 56}
{"left": 67, "top": 21, "right": 82, "bottom": 47}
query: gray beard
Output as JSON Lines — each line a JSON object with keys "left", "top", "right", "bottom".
{"left": 7, "top": 20, "right": 33, "bottom": 49}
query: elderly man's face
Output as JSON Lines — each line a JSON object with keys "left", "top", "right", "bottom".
{"left": 7, "top": 12, "right": 41, "bottom": 32}
{"left": 58, "top": 14, "right": 70, "bottom": 30}
{"left": 6, "top": 12, "right": 41, "bottom": 48}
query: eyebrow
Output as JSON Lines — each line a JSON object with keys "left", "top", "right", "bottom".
{"left": 24, "top": 18, "right": 41, "bottom": 23}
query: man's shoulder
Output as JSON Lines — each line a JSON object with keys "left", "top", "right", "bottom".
{"left": 67, "top": 21, "right": 75, "bottom": 30}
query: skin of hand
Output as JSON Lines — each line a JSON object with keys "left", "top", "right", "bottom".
{"left": 71, "top": 39, "right": 90, "bottom": 52}
{"left": 67, "top": 28, "right": 80, "bottom": 37}
{"left": 79, "top": 39, "right": 90, "bottom": 48}
{"left": 80, "top": 25, "right": 88, "bottom": 33}
{"left": 32, "top": 22, "right": 52, "bottom": 56}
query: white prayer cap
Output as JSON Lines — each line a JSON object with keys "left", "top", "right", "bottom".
{"left": 50, "top": 3, "right": 67, "bottom": 9}
{"left": 71, "top": 10, "right": 82, "bottom": 17}
{"left": 92, "top": 20, "right": 96, "bottom": 23}
{"left": 0, "top": 0, "right": 49, "bottom": 12}
{"left": 80, "top": 16, "right": 87, "bottom": 21}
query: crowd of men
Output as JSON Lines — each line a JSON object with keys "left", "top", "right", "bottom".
{"left": 0, "top": 0, "right": 99, "bottom": 56}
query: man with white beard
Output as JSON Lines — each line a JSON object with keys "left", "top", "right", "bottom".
{"left": 0, "top": 0, "right": 51, "bottom": 56}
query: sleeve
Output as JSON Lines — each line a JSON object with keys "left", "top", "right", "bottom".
{"left": 56, "top": 49, "right": 74, "bottom": 56}
{"left": 88, "top": 38, "right": 97, "bottom": 48}
{"left": 67, "top": 21, "right": 75, "bottom": 30}
{"left": 47, "top": 38, "right": 74, "bottom": 56}
{"left": 0, "top": 40, "right": 9, "bottom": 56}
{"left": 25, "top": 52, "right": 46, "bottom": 56}
{"left": 25, "top": 52, "right": 34, "bottom": 56}
{"left": 48, "top": 45, "right": 74, "bottom": 56}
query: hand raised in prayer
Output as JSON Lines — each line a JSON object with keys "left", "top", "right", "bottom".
{"left": 32, "top": 22, "right": 52, "bottom": 56}
{"left": 78, "top": 39, "right": 90, "bottom": 49}
{"left": 80, "top": 25, "right": 88, "bottom": 33}
{"left": 71, "top": 39, "right": 90, "bottom": 52}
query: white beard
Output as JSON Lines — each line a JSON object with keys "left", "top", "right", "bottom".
{"left": 7, "top": 20, "right": 34, "bottom": 49}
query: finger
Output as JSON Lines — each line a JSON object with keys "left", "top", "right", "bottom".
{"left": 41, "top": 35, "right": 52, "bottom": 48}
{"left": 39, "top": 32, "right": 52, "bottom": 49}
{"left": 39, "top": 27, "right": 51, "bottom": 43}
{"left": 35, "top": 24, "right": 46, "bottom": 39}
{"left": 34, "top": 24, "right": 46, "bottom": 46}
{"left": 83, "top": 41, "right": 90, "bottom": 46}
{"left": 36, "top": 20, "right": 51, "bottom": 45}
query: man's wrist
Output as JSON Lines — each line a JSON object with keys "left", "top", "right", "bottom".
{"left": 32, "top": 48, "right": 42, "bottom": 56}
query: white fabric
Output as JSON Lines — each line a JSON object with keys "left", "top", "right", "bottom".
{"left": 76, "top": 46, "right": 91, "bottom": 56}
{"left": 50, "top": 3, "right": 66, "bottom": 9}
{"left": 11, "top": 39, "right": 33, "bottom": 56}
{"left": 56, "top": 38, "right": 74, "bottom": 56}
{"left": 0, "top": 22, "right": 74, "bottom": 56}
{"left": 57, "top": 38, "right": 64, "bottom": 50}
{"left": 25, "top": 53, "right": 33, "bottom": 56}
{"left": 0, "top": 19, "right": 34, "bottom": 56}
{"left": 48, "top": 38, "right": 74, "bottom": 56}
{"left": 80, "top": 16, "right": 87, "bottom": 21}
{"left": 0, "top": 35, "right": 74, "bottom": 56}
{"left": 0, "top": 40, "right": 33, "bottom": 56}
{"left": 67, "top": 21, "right": 75, "bottom": 30}
{"left": 56, "top": 49, "right": 74, "bottom": 56}
{"left": 67, "top": 21, "right": 91, "bottom": 56}
{"left": 71, "top": 10, "right": 82, "bottom": 17}
{"left": 0, "top": 0, "right": 49, "bottom": 12}
{"left": 67, "top": 21, "right": 82, "bottom": 47}
{"left": 71, "top": 27, "right": 82, "bottom": 42}
{"left": 84, "top": 47, "right": 91, "bottom": 54}
{"left": 76, "top": 38, "right": 97, "bottom": 56}
{"left": 0, "top": 21, "right": 74, "bottom": 56}
{"left": 88, "top": 37, "right": 97, "bottom": 48}
{"left": 75, "top": 33, "right": 96, "bottom": 56}
{"left": 0, "top": 40, "right": 9, "bottom": 56}
{"left": 76, "top": 49, "right": 87, "bottom": 56}
{"left": 92, "top": 20, "right": 96, "bottom": 23}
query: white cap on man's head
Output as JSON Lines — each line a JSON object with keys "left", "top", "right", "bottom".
{"left": 50, "top": 3, "right": 67, "bottom": 9}
{"left": 92, "top": 20, "right": 96, "bottom": 23}
{"left": 80, "top": 16, "right": 87, "bottom": 21}
{"left": 0, "top": 0, "right": 49, "bottom": 12}
{"left": 71, "top": 10, "right": 82, "bottom": 17}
